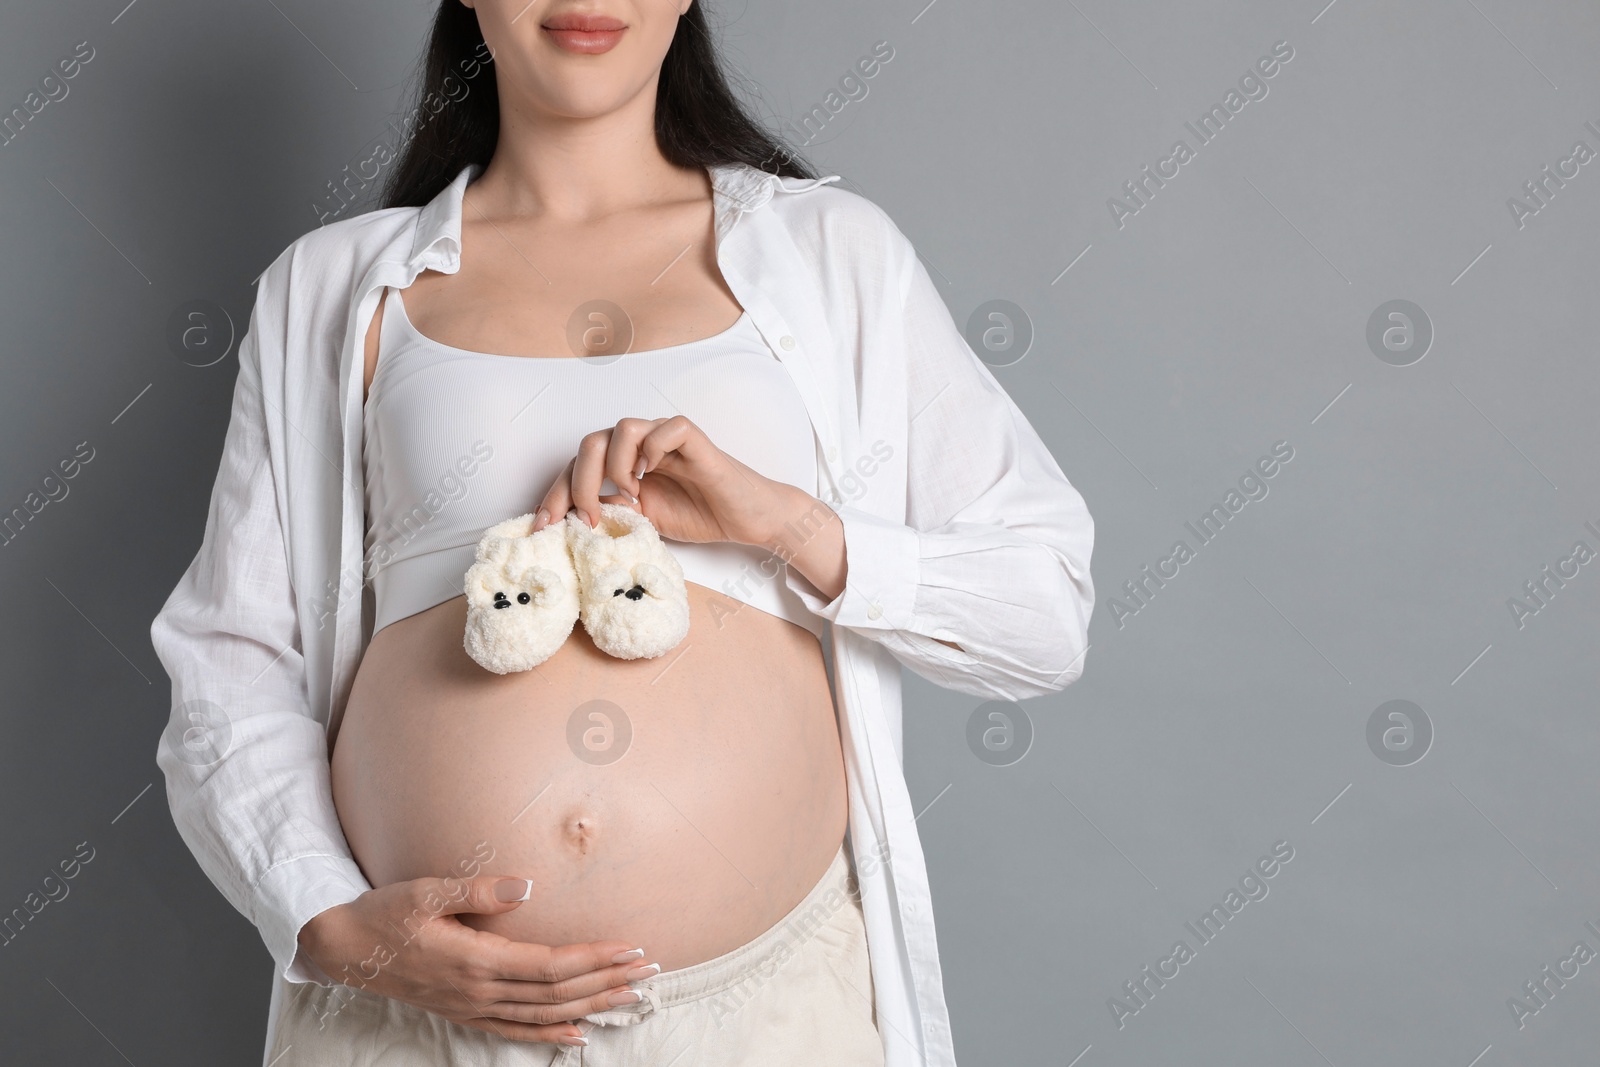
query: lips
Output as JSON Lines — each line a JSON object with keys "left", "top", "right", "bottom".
{"left": 541, "top": 13, "right": 627, "bottom": 55}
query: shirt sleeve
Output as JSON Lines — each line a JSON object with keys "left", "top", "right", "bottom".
{"left": 150, "top": 270, "right": 370, "bottom": 987}
{"left": 783, "top": 225, "right": 1096, "bottom": 702}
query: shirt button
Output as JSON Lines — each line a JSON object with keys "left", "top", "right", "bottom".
{"left": 779, "top": 335, "right": 796, "bottom": 351}
{"left": 867, "top": 603, "right": 883, "bottom": 620}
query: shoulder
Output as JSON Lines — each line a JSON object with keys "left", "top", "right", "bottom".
{"left": 762, "top": 177, "right": 917, "bottom": 300}
{"left": 766, "top": 177, "right": 910, "bottom": 252}
{"left": 241, "top": 204, "right": 417, "bottom": 384}
{"left": 256, "top": 204, "right": 417, "bottom": 300}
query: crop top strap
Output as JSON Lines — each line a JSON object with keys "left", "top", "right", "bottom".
{"left": 378, "top": 285, "right": 402, "bottom": 346}
{"left": 368, "top": 286, "right": 404, "bottom": 396}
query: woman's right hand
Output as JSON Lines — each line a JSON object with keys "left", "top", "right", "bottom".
{"left": 296, "top": 874, "right": 658, "bottom": 1047}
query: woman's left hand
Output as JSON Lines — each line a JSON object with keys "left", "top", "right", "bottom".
{"left": 530, "top": 415, "right": 799, "bottom": 546}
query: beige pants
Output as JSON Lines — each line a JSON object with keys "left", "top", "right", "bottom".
{"left": 266, "top": 845, "right": 884, "bottom": 1066}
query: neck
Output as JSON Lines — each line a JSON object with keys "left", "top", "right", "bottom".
{"left": 469, "top": 82, "right": 703, "bottom": 225}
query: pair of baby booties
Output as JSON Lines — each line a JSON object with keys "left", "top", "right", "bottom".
{"left": 463, "top": 502, "right": 690, "bottom": 674}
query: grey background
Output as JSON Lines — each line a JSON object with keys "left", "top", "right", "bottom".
{"left": 2, "top": 0, "right": 1597, "bottom": 1063}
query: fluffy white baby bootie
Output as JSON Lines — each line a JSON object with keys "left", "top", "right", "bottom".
{"left": 565, "top": 503, "right": 691, "bottom": 660}
{"left": 462, "top": 514, "right": 581, "bottom": 674}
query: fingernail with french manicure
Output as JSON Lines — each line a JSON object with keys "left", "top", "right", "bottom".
{"left": 607, "top": 990, "right": 643, "bottom": 1006}
{"left": 634, "top": 459, "right": 647, "bottom": 481}
{"left": 493, "top": 878, "right": 533, "bottom": 902}
{"left": 626, "top": 963, "right": 661, "bottom": 980}
{"left": 559, "top": 1034, "right": 588, "bottom": 1047}
{"left": 577, "top": 508, "right": 591, "bottom": 527}
{"left": 535, "top": 507, "right": 550, "bottom": 529}
{"left": 611, "top": 948, "right": 645, "bottom": 963}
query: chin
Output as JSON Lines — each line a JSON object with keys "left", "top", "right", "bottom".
{"left": 518, "top": 72, "right": 651, "bottom": 121}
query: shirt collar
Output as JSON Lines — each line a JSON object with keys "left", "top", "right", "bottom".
{"left": 406, "top": 160, "right": 837, "bottom": 275}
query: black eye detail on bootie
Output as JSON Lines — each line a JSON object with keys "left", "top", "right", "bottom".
{"left": 493, "top": 591, "right": 511, "bottom": 610}
{"left": 612, "top": 584, "right": 646, "bottom": 600}
{"left": 517, "top": 592, "right": 531, "bottom": 604}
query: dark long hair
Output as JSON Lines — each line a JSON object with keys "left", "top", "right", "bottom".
{"left": 381, "top": 2, "right": 815, "bottom": 210}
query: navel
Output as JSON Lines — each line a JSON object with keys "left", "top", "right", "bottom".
{"left": 561, "top": 809, "right": 602, "bottom": 855}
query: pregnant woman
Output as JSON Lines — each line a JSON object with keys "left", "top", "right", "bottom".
{"left": 151, "top": 2, "right": 1095, "bottom": 1066}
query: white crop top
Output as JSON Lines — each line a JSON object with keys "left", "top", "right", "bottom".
{"left": 361, "top": 286, "right": 825, "bottom": 641}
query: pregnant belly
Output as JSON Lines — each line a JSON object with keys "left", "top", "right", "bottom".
{"left": 329, "top": 582, "right": 848, "bottom": 972}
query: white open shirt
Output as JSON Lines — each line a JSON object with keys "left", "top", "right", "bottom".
{"left": 150, "top": 161, "right": 1096, "bottom": 1067}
